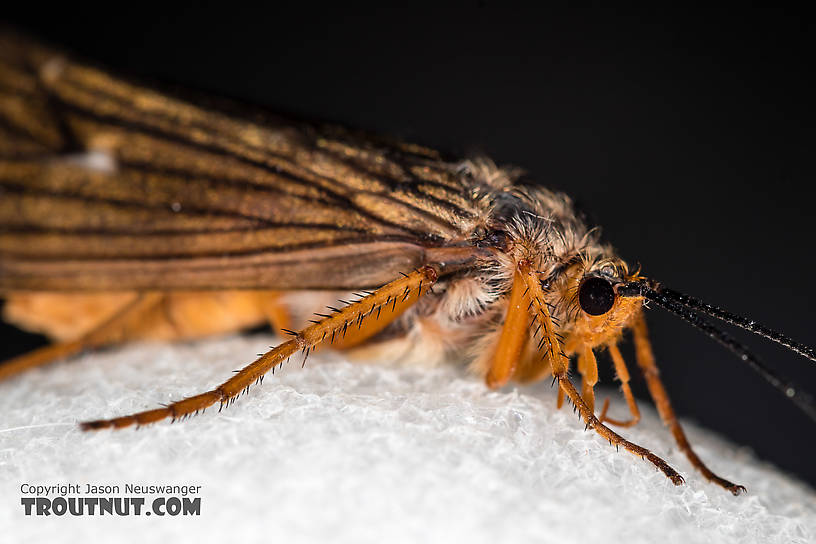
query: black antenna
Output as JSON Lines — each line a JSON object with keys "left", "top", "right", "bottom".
{"left": 655, "top": 286, "right": 816, "bottom": 363}
{"left": 618, "top": 280, "right": 816, "bottom": 423}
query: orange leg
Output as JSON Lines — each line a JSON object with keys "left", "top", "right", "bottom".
{"left": 598, "top": 342, "right": 641, "bottom": 428}
{"left": 331, "top": 281, "right": 427, "bottom": 350}
{"left": 632, "top": 314, "right": 745, "bottom": 495}
{"left": 577, "top": 345, "right": 598, "bottom": 415}
{"left": 513, "top": 342, "right": 553, "bottom": 384}
{"left": 81, "top": 266, "right": 439, "bottom": 430}
{"left": 0, "top": 293, "right": 164, "bottom": 383}
{"left": 519, "top": 262, "right": 684, "bottom": 486}
{"left": 484, "top": 267, "right": 529, "bottom": 388}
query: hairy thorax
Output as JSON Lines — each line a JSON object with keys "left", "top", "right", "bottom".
{"left": 341, "top": 182, "right": 643, "bottom": 378}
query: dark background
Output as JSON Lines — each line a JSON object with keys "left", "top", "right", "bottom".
{"left": 2, "top": 5, "right": 814, "bottom": 487}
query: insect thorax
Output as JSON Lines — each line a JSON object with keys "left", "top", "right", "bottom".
{"left": 356, "top": 175, "right": 639, "bottom": 373}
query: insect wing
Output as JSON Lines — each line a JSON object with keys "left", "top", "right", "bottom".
{"left": 0, "top": 31, "right": 482, "bottom": 291}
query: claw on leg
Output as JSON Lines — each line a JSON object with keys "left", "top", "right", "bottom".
{"left": 633, "top": 314, "right": 745, "bottom": 495}
{"left": 517, "top": 260, "right": 684, "bottom": 486}
{"left": 558, "top": 375, "right": 685, "bottom": 486}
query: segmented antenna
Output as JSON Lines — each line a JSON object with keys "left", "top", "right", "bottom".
{"left": 656, "top": 286, "right": 816, "bottom": 363}
{"left": 618, "top": 280, "right": 816, "bottom": 423}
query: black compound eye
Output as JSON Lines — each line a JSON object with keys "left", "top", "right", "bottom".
{"left": 578, "top": 277, "right": 616, "bottom": 316}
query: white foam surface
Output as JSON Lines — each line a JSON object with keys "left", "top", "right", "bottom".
{"left": 1, "top": 334, "right": 814, "bottom": 543}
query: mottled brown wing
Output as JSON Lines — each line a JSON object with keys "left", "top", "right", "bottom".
{"left": 0, "top": 31, "right": 485, "bottom": 291}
